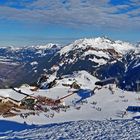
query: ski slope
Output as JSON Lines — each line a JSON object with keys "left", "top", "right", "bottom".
{"left": 1, "top": 119, "right": 140, "bottom": 140}
{"left": 0, "top": 71, "right": 140, "bottom": 139}
{"left": 0, "top": 71, "right": 140, "bottom": 125}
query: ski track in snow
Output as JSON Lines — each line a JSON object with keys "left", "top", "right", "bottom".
{"left": 1, "top": 119, "right": 140, "bottom": 140}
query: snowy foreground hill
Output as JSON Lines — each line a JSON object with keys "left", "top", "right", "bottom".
{"left": 0, "top": 71, "right": 140, "bottom": 139}
{"left": 1, "top": 120, "right": 140, "bottom": 139}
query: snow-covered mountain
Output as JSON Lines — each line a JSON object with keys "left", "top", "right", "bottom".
{"left": 0, "top": 37, "right": 139, "bottom": 91}
{"left": 0, "top": 43, "right": 61, "bottom": 88}
{"left": 43, "top": 37, "right": 139, "bottom": 91}
{"left": 60, "top": 37, "right": 134, "bottom": 55}
{"left": 0, "top": 43, "right": 61, "bottom": 63}
{"left": 58, "top": 37, "right": 131, "bottom": 71}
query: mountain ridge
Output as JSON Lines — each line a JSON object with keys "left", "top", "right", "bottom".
{"left": 0, "top": 37, "right": 139, "bottom": 91}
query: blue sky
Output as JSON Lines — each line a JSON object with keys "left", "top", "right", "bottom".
{"left": 0, "top": 0, "right": 140, "bottom": 47}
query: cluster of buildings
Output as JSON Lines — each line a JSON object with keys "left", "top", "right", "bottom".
{"left": 0, "top": 88, "right": 36, "bottom": 107}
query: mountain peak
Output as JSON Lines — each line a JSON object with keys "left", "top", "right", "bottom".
{"left": 59, "top": 37, "right": 135, "bottom": 55}
{"left": 35, "top": 43, "right": 61, "bottom": 50}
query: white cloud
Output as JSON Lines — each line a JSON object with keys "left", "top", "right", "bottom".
{"left": 0, "top": 0, "right": 139, "bottom": 30}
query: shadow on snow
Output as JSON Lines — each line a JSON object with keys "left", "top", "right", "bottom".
{"left": 0, "top": 120, "right": 36, "bottom": 132}
{"left": 76, "top": 89, "right": 93, "bottom": 103}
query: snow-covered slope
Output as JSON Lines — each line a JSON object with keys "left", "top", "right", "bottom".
{"left": 0, "top": 70, "right": 140, "bottom": 139}
{"left": 1, "top": 70, "right": 140, "bottom": 125}
{"left": 1, "top": 120, "right": 140, "bottom": 140}
{"left": 40, "top": 70, "right": 98, "bottom": 89}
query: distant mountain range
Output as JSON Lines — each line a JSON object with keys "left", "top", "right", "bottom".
{"left": 0, "top": 37, "right": 140, "bottom": 91}
{"left": 0, "top": 44, "right": 61, "bottom": 88}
